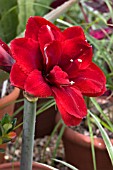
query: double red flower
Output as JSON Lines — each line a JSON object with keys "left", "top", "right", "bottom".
{"left": 0, "top": 16, "right": 106, "bottom": 126}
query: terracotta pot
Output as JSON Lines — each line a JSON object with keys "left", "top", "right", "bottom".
{"left": 0, "top": 162, "right": 55, "bottom": 170}
{"left": 0, "top": 88, "right": 20, "bottom": 164}
{"left": 0, "top": 144, "right": 7, "bottom": 164}
{"left": 0, "top": 87, "right": 20, "bottom": 119}
{"left": 62, "top": 127, "right": 113, "bottom": 170}
{"left": 35, "top": 98, "right": 57, "bottom": 138}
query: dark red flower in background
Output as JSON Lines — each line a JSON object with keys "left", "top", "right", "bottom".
{"left": 9, "top": 16, "right": 106, "bottom": 126}
{"left": 84, "top": 0, "right": 113, "bottom": 40}
{"left": 0, "top": 39, "right": 14, "bottom": 72}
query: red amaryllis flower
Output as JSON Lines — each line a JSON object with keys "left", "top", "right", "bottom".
{"left": 0, "top": 39, "right": 14, "bottom": 72}
{"left": 10, "top": 16, "right": 106, "bottom": 126}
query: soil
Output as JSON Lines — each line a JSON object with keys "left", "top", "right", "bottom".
{"left": 4, "top": 134, "right": 67, "bottom": 170}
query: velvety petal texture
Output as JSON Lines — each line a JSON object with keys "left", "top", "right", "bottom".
{"left": 52, "top": 87, "right": 87, "bottom": 118}
{"left": 9, "top": 16, "right": 106, "bottom": 126}
{"left": 11, "top": 38, "right": 43, "bottom": 73}
{"left": 10, "top": 63, "right": 28, "bottom": 89}
{"left": 25, "top": 16, "right": 63, "bottom": 41}
{"left": 73, "top": 63, "right": 106, "bottom": 96}
{"left": 63, "top": 26, "right": 86, "bottom": 40}
{"left": 24, "top": 69, "right": 52, "bottom": 97}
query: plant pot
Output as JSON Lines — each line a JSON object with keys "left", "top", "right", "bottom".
{"left": 35, "top": 98, "right": 57, "bottom": 138}
{"left": 0, "top": 87, "right": 20, "bottom": 164}
{"left": 0, "top": 143, "right": 7, "bottom": 164}
{"left": 62, "top": 127, "right": 113, "bottom": 170}
{"left": 0, "top": 87, "right": 20, "bottom": 119}
{"left": 0, "top": 162, "right": 56, "bottom": 170}
{"left": 15, "top": 94, "right": 57, "bottom": 138}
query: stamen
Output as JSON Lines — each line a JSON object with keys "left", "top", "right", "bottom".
{"left": 70, "top": 59, "right": 74, "bottom": 62}
{"left": 78, "top": 59, "right": 82, "bottom": 62}
{"left": 70, "top": 81, "right": 75, "bottom": 85}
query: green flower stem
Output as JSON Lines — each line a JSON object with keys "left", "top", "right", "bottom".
{"left": 20, "top": 98, "right": 37, "bottom": 170}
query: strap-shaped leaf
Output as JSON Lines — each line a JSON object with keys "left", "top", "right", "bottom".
{"left": 17, "top": 0, "right": 34, "bottom": 33}
{"left": 89, "top": 110, "right": 113, "bottom": 165}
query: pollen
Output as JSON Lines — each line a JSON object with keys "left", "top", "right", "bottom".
{"left": 70, "top": 59, "right": 74, "bottom": 62}
{"left": 78, "top": 59, "right": 82, "bottom": 62}
{"left": 70, "top": 81, "right": 75, "bottom": 85}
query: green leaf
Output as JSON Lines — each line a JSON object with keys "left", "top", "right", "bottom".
{"left": 42, "top": 119, "right": 62, "bottom": 162}
{"left": 53, "top": 159, "right": 78, "bottom": 170}
{"left": 1, "top": 113, "right": 11, "bottom": 126}
{"left": 87, "top": 113, "right": 96, "bottom": 170}
{"left": 0, "top": 0, "right": 18, "bottom": 43}
{"left": 52, "top": 124, "right": 65, "bottom": 161}
{"left": 90, "top": 98, "right": 113, "bottom": 132}
{"left": 2, "top": 137, "right": 10, "bottom": 143}
{"left": 17, "top": 0, "right": 34, "bottom": 34}
{"left": 34, "top": 0, "right": 53, "bottom": 16}
{"left": 3, "top": 123, "right": 12, "bottom": 133}
{"left": 89, "top": 110, "right": 113, "bottom": 165}
{"left": 12, "top": 118, "right": 17, "bottom": 129}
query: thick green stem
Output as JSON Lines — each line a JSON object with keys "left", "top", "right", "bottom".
{"left": 20, "top": 98, "right": 37, "bottom": 170}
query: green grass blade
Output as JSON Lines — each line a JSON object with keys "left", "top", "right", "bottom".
{"left": 90, "top": 98, "right": 113, "bottom": 131}
{"left": 52, "top": 124, "right": 65, "bottom": 163}
{"left": 36, "top": 100, "right": 55, "bottom": 116}
{"left": 87, "top": 113, "right": 96, "bottom": 170}
{"left": 42, "top": 119, "right": 62, "bottom": 162}
{"left": 89, "top": 110, "right": 113, "bottom": 165}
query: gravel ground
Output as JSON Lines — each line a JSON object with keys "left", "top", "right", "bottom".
{"left": 4, "top": 134, "right": 67, "bottom": 170}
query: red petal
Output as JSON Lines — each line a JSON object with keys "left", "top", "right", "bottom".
{"left": 24, "top": 69, "right": 52, "bottom": 97}
{"left": 63, "top": 26, "right": 86, "bottom": 40}
{"left": 58, "top": 105, "right": 82, "bottom": 126}
{"left": 8, "top": 132, "right": 16, "bottom": 139}
{"left": 25, "top": 16, "right": 63, "bottom": 41}
{"left": 11, "top": 38, "right": 43, "bottom": 73}
{"left": 44, "top": 41, "right": 62, "bottom": 72}
{"left": 38, "top": 25, "right": 63, "bottom": 54}
{"left": 60, "top": 39, "right": 92, "bottom": 75}
{"left": 73, "top": 63, "right": 106, "bottom": 96}
{"left": 52, "top": 86, "right": 87, "bottom": 119}
{"left": 0, "top": 39, "right": 12, "bottom": 55}
{"left": 10, "top": 63, "right": 28, "bottom": 89}
{"left": 48, "top": 66, "right": 69, "bottom": 85}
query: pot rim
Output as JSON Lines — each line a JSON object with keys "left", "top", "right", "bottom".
{"left": 63, "top": 126, "right": 113, "bottom": 150}
{"left": 0, "top": 162, "right": 58, "bottom": 170}
{"left": 0, "top": 87, "right": 20, "bottom": 108}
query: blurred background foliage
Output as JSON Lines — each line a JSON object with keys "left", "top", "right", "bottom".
{"left": 0, "top": 0, "right": 53, "bottom": 43}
